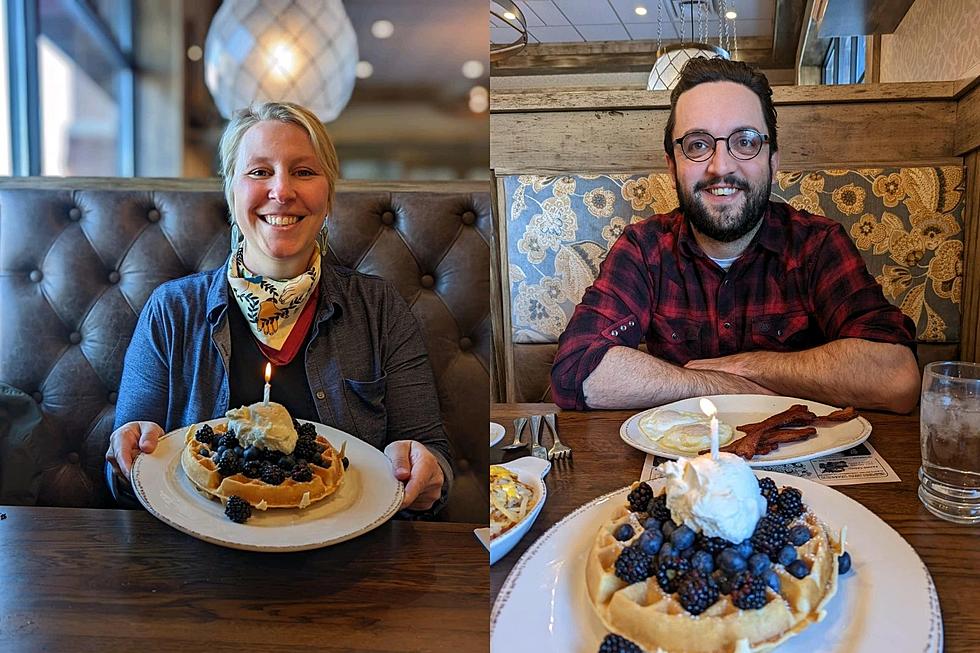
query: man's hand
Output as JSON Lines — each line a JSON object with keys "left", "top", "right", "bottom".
{"left": 105, "top": 421, "right": 164, "bottom": 482}
{"left": 384, "top": 440, "right": 445, "bottom": 511}
{"left": 684, "top": 353, "right": 753, "bottom": 377}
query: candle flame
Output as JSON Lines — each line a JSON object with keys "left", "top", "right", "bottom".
{"left": 699, "top": 398, "right": 717, "bottom": 418}
{"left": 265, "top": 362, "right": 272, "bottom": 383}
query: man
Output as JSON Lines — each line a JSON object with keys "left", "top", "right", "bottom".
{"left": 550, "top": 58, "right": 919, "bottom": 413}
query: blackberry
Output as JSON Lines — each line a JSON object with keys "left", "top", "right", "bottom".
{"left": 291, "top": 463, "right": 313, "bottom": 482}
{"left": 598, "top": 633, "right": 643, "bottom": 653}
{"left": 293, "top": 438, "right": 318, "bottom": 461}
{"left": 342, "top": 457, "right": 349, "bottom": 470}
{"left": 242, "top": 460, "right": 263, "bottom": 479}
{"left": 677, "top": 570, "right": 720, "bottom": 615}
{"left": 649, "top": 494, "right": 672, "bottom": 522}
{"left": 292, "top": 418, "right": 301, "bottom": 432}
{"left": 216, "top": 449, "right": 241, "bottom": 476}
{"left": 194, "top": 424, "right": 214, "bottom": 445}
{"left": 776, "top": 487, "right": 806, "bottom": 521}
{"left": 730, "top": 572, "right": 769, "bottom": 610}
{"left": 751, "top": 516, "right": 789, "bottom": 557}
{"left": 614, "top": 545, "right": 654, "bottom": 584}
{"left": 696, "top": 533, "right": 731, "bottom": 555}
{"left": 758, "top": 476, "right": 778, "bottom": 506}
{"left": 216, "top": 434, "right": 239, "bottom": 451}
{"left": 297, "top": 421, "right": 317, "bottom": 439}
{"left": 224, "top": 496, "right": 251, "bottom": 524}
{"left": 655, "top": 553, "right": 691, "bottom": 593}
{"left": 627, "top": 482, "right": 654, "bottom": 513}
{"left": 712, "top": 569, "right": 734, "bottom": 594}
{"left": 277, "top": 455, "right": 296, "bottom": 472}
{"left": 260, "top": 462, "right": 286, "bottom": 485}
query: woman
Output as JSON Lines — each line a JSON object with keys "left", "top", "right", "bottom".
{"left": 105, "top": 102, "right": 450, "bottom": 512}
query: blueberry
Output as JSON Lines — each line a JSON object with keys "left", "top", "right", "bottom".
{"left": 691, "top": 550, "right": 714, "bottom": 574}
{"left": 243, "top": 446, "right": 261, "bottom": 462}
{"left": 748, "top": 552, "right": 771, "bottom": 576}
{"left": 614, "top": 523, "right": 635, "bottom": 542}
{"left": 776, "top": 545, "right": 797, "bottom": 567}
{"left": 788, "top": 525, "right": 812, "bottom": 546}
{"left": 642, "top": 517, "right": 662, "bottom": 533}
{"left": 658, "top": 542, "right": 675, "bottom": 562}
{"left": 838, "top": 551, "right": 852, "bottom": 575}
{"left": 278, "top": 455, "right": 296, "bottom": 471}
{"left": 717, "top": 548, "right": 747, "bottom": 575}
{"left": 764, "top": 569, "right": 781, "bottom": 592}
{"left": 661, "top": 520, "right": 677, "bottom": 539}
{"left": 215, "top": 445, "right": 228, "bottom": 456}
{"left": 233, "top": 446, "right": 244, "bottom": 457}
{"left": 670, "top": 525, "right": 695, "bottom": 551}
{"left": 638, "top": 529, "right": 663, "bottom": 555}
{"left": 736, "top": 539, "right": 754, "bottom": 558}
{"left": 786, "top": 559, "right": 810, "bottom": 579}
{"left": 198, "top": 447, "right": 210, "bottom": 457}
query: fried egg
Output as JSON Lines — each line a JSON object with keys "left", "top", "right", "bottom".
{"left": 638, "top": 409, "right": 735, "bottom": 454}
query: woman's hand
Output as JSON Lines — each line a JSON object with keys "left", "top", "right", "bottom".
{"left": 105, "top": 421, "right": 164, "bottom": 482}
{"left": 384, "top": 440, "right": 445, "bottom": 511}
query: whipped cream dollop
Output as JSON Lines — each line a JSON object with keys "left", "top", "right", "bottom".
{"left": 662, "top": 453, "right": 766, "bottom": 543}
{"left": 226, "top": 401, "right": 298, "bottom": 454}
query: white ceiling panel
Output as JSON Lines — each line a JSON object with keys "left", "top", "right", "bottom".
{"left": 608, "top": 0, "right": 658, "bottom": 23}
{"left": 624, "top": 21, "right": 681, "bottom": 40}
{"left": 578, "top": 23, "right": 632, "bottom": 41}
{"left": 522, "top": 0, "right": 571, "bottom": 25}
{"left": 529, "top": 25, "right": 585, "bottom": 41}
{"left": 492, "top": 26, "right": 531, "bottom": 44}
{"left": 512, "top": 1, "right": 545, "bottom": 26}
{"left": 553, "top": 0, "right": 621, "bottom": 24}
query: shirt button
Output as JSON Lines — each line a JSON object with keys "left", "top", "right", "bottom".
{"left": 723, "top": 322, "right": 732, "bottom": 330}
{"left": 776, "top": 329, "right": 783, "bottom": 336}
{"left": 723, "top": 279, "right": 729, "bottom": 285}
{"left": 628, "top": 321, "right": 635, "bottom": 327}
{"left": 315, "top": 390, "right": 326, "bottom": 400}
{"left": 611, "top": 330, "right": 619, "bottom": 336}
{"left": 671, "top": 332, "right": 678, "bottom": 340}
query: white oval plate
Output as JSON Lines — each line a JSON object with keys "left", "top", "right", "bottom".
{"left": 131, "top": 419, "right": 404, "bottom": 552}
{"left": 491, "top": 421, "right": 506, "bottom": 447}
{"left": 621, "top": 394, "right": 873, "bottom": 466}
{"left": 476, "top": 456, "right": 552, "bottom": 565}
{"left": 491, "top": 471, "right": 941, "bottom": 653}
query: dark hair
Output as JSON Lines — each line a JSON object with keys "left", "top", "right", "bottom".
{"left": 663, "top": 58, "right": 778, "bottom": 160}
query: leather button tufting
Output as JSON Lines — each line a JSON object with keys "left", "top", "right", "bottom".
{"left": 381, "top": 210, "right": 395, "bottom": 225}
{"left": 108, "top": 392, "right": 118, "bottom": 403}
{"left": 29, "top": 270, "right": 42, "bottom": 282}
{"left": 69, "top": 332, "right": 82, "bottom": 344}
{"left": 108, "top": 271, "right": 121, "bottom": 284}
{"left": 457, "top": 458, "right": 470, "bottom": 473}
{"left": 32, "top": 392, "right": 42, "bottom": 403}
{"left": 68, "top": 207, "right": 81, "bottom": 221}
{"left": 461, "top": 211, "right": 476, "bottom": 225}
{"left": 68, "top": 452, "right": 80, "bottom": 464}
{"left": 420, "top": 274, "right": 435, "bottom": 288}
{"left": 459, "top": 337, "right": 473, "bottom": 351}
{"left": 147, "top": 209, "right": 161, "bottom": 222}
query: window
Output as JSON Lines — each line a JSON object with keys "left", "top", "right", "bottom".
{"left": 822, "top": 36, "right": 867, "bottom": 86}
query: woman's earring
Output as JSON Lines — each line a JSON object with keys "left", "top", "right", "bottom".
{"left": 230, "top": 222, "right": 241, "bottom": 251}
{"left": 315, "top": 221, "right": 328, "bottom": 253}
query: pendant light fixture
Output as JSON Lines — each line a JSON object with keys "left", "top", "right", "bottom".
{"left": 647, "top": 0, "right": 736, "bottom": 91}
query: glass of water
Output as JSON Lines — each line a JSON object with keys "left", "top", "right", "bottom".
{"left": 919, "top": 361, "right": 980, "bottom": 523}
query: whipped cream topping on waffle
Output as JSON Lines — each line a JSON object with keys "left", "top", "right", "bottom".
{"left": 663, "top": 452, "right": 766, "bottom": 543}
{"left": 226, "top": 401, "right": 298, "bottom": 454}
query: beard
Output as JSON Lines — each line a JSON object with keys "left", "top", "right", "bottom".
{"left": 676, "top": 169, "right": 772, "bottom": 243}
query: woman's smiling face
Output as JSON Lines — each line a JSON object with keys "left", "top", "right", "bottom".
{"left": 232, "top": 120, "right": 330, "bottom": 279}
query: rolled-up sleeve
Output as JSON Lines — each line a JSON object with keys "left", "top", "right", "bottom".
{"left": 551, "top": 226, "right": 656, "bottom": 410}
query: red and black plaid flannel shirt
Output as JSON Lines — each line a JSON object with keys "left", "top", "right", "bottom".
{"left": 551, "top": 202, "right": 916, "bottom": 410}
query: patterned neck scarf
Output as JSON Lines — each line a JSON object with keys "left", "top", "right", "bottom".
{"left": 226, "top": 243, "right": 321, "bottom": 351}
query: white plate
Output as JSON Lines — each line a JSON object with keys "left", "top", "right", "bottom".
{"left": 491, "top": 471, "right": 941, "bottom": 653}
{"left": 491, "top": 421, "right": 506, "bottom": 447}
{"left": 477, "top": 456, "right": 552, "bottom": 565}
{"left": 621, "top": 395, "right": 873, "bottom": 466}
{"left": 131, "top": 419, "right": 404, "bottom": 552}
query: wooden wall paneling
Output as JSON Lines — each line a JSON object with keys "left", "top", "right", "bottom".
{"left": 960, "top": 151, "right": 980, "bottom": 363}
{"left": 491, "top": 100, "right": 959, "bottom": 174}
{"left": 489, "top": 171, "right": 507, "bottom": 402}
{"left": 955, "top": 82, "right": 980, "bottom": 157}
{"left": 493, "top": 176, "right": 518, "bottom": 402}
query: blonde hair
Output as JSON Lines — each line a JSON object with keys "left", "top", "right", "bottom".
{"left": 218, "top": 101, "right": 340, "bottom": 219}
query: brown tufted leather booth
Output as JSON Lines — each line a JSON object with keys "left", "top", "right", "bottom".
{"left": 0, "top": 177, "right": 489, "bottom": 524}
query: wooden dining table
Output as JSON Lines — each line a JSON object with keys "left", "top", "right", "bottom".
{"left": 490, "top": 403, "right": 980, "bottom": 653}
{"left": 0, "top": 508, "right": 488, "bottom": 652}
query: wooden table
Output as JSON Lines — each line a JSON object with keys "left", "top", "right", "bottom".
{"left": 0, "top": 508, "right": 488, "bottom": 652}
{"left": 491, "top": 403, "right": 980, "bottom": 652}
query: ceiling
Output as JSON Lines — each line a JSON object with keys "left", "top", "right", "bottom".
{"left": 491, "top": 0, "right": 774, "bottom": 44}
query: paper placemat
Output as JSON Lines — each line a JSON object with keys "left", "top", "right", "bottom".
{"left": 641, "top": 441, "right": 900, "bottom": 486}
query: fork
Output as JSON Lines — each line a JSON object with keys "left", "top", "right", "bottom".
{"left": 544, "top": 413, "right": 572, "bottom": 460}
{"left": 501, "top": 417, "right": 529, "bottom": 450}
{"left": 529, "top": 414, "right": 548, "bottom": 460}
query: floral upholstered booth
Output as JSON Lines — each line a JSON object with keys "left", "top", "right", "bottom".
{"left": 499, "top": 167, "right": 965, "bottom": 402}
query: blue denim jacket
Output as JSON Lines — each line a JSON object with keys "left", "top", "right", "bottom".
{"left": 111, "top": 259, "right": 453, "bottom": 506}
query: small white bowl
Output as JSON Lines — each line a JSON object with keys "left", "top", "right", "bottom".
{"left": 490, "top": 421, "right": 506, "bottom": 447}
{"left": 476, "top": 455, "right": 551, "bottom": 565}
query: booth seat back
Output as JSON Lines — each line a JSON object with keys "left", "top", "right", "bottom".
{"left": 0, "top": 178, "right": 490, "bottom": 523}
{"left": 500, "top": 167, "right": 965, "bottom": 402}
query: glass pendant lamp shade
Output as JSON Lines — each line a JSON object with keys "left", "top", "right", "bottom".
{"left": 204, "top": 0, "right": 358, "bottom": 121}
{"left": 647, "top": 44, "right": 729, "bottom": 90}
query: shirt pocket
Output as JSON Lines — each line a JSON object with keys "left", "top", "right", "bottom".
{"left": 649, "top": 313, "right": 702, "bottom": 363}
{"left": 750, "top": 312, "right": 812, "bottom": 350}
{"left": 343, "top": 373, "right": 388, "bottom": 444}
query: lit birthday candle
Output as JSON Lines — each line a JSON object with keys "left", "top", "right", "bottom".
{"left": 263, "top": 362, "right": 272, "bottom": 405}
{"left": 699, "top": 398, "right": 719, "bottom": 460}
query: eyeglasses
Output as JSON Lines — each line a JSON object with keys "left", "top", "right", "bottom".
{"left": 673, "top": 128, "right": 770, "bottom": 162}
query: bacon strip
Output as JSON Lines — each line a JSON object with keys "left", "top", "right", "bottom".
{"left": 810, "top": 406, "right": 859, "bottom": 426}
{"left": 737, "top": 404, "right": 817, "bottom": 435}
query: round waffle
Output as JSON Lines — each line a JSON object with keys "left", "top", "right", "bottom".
{"left": 180, "top": 422, "right": 345, "bottom": 509}
{"left": 586, "top": 490, "right": 843, "bottom": 653}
